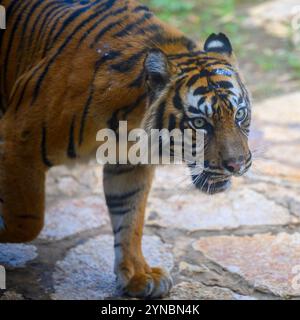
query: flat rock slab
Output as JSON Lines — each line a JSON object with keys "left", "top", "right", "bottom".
{"left": 168, "top": 281, "right": 256, "bottom": 300}
{"left": 47, "top": 164, "right": 102, "bottom": 197}
{"left": 40, "top": 196, "right": 109, "bottom": 241}
{"left": 52, "top": 235, "right": 173, "bottom": 300}
{"left": 147, "top": 187, "right": 292, "bottom": 231}
{"left": 193, "top": 233, "right": 300, "bottom": 297}
{"left": 0, "top": 244, "right": 37, "bottom": 268}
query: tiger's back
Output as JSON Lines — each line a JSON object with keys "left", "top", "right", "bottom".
{"left": 0, "top": 0, "right": 195, "bottom": 165}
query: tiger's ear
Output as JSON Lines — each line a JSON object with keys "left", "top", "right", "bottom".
{"left": 144, "top": 49, "right": 171, "bottom": 92}
{"left": 204, "top": 33, "right": 232, "bottom": 55}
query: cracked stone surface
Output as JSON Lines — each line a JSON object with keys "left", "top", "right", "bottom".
{"left": 40, "top": 196, "right": 109, "bottom": 240}
{"left": 0, "top": 244, "right": 37, "bottom": 268}
{"left": 193, "top": 233, "right": 300, "bottom": 297}
{"left": 168, "top": 282, "right": 256, "bottom": 300}
{"left": 0, "top": 88, "right": 300, "bottom": 299}
{"left": 147, "top": 187, "right": 293, "bottom": 231}
{"left": 52, "top": 235, "right": 173, "bottom": 300}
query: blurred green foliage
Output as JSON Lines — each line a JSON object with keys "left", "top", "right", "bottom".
{"left": 144, "top": 0, "right": 247, "bottom": 52}
{"left": 143, "top": 0, "right": 300, "bottom": 93}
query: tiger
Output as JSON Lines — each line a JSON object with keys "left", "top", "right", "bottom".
{"left": 0, "top": 0, "right": 252, "bottom": 298}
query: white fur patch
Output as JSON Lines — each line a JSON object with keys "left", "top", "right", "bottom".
{"left": 207, "top": 40, "right": 224, "bottom": 49}
{"left": 186, "top": 90, "right": 213, "bottom": 117}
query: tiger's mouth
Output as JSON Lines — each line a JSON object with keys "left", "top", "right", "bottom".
{"left": 192, "top": 171, "right": 232, "bottom": 195}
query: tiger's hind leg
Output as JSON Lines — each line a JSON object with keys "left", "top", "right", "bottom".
{"left": 103, "top": 164, "right": 173, "bottom": 298}
{"left": 0, "top": 126, "right": 46, "bottom": 243}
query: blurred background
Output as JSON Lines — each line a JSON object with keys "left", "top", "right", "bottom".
{"left": 143, "top": 0, "right": 300, "bottom": 99}
{"left": 1, "top": 0, "right": 300, "bottom": 300}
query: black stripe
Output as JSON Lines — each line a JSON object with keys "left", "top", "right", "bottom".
{"left": 179, "top": 116, "right": 188, "bottom": 131}
{"left": 108, "top": 94, "right": 147, "bottom": 131}
{"left": 106, "top": 188, "right": 140, "bottom": 202}
{"left": 176, "top": 58, "right": 199, "bottom": 68}
{"left": 123, "top": 94, "right": 146, "bottom": 118}
{"left": 180, "top": 66, "right": 199, "bottom": 74}
{"left": 113, "top": 225, "right": 129, "bottom": 234}
{"left": 186, "top": 74, "right": 202, "bottom": 87}
{"left": 40, "top": 5, "right": 70, "bottom": 56}
{"left": 79, "top": 82, "right": 94, "bottom": 145}
{"left": 0, "top": 0, "right": 23, "bottom": 52}
{"left": 32, "top": 0, "right": 117, "bottom": 104}
{"left": 13, "top": 62, "right": 43, "bottom": 111}
{"left": 47, "top": 1, "right": 99, "bottom": 51}
{"left": 156, "top": 102, "right": 166, "bottom": 130}
{"left": 168, "top": 50, "right": 204, "bottom": 60}
{"left": 135, "top": 23, "right": 161, "bottom": 35}
{"left": 188, "top": 105, "right": 205, "bottom": 116}
{"left": 150, "top": 34, "right": 196, "bottom": 52}
{"left": 77, "top": 5, "right": 128, "bottom": 47}
{"left": 29, "top": 2, "right": 67, "bottom": 61}
{"left": 110, "top": 208, "right": 131, "bottom": 216}
{"left": 78, "top": 50, "right": 121, "bottom": 145}
{"left": 3, "top": 0, "right": 29, "bottom": 94}
{"left": 194, "top": 86, "right": 209, "bottom": 96}
{"left": 203, "top": 61, "right": 232, "bottom": 69}
{"left": 105, "top": 188, "right": 140, "bottom": 205}
{"left": 6, "top": 0, "right": 22, "bottom": 19}
{"left": 173, "top": 82, "right": 184, "bottom": 110}
{"left": 41, "top": 125, "right": 53, "bottom": 167}
{"left": 197, "top": 96, "right": 206, "bottom": 107}
{"left": 110, "top": 50, "right": 147, "bottom": 73}
{"left": 79, "top": 49, "right": 117, "bottom": 145}
{"left": 67, "top": 115, "right": 77, "bottom": 159}
{"left": 113, "top": 12, "right": 152, "bottom": 38}
{"left": 15, "top": 0, "right": 46, "bottom": 76}
{"left": 132, "top": 5, "right": 150, "bottom": 13}
{"left": 215, "top": 81, "right": 234, "bottom": 89}
{"left": 128, "top": 69, "right": 144, "bottom": 88}
{"left": 90, "top": 19, "right": 125, "bottom": 48}
{"left": 96, "top": 50, "right": 122, "bottom": 68}
{"left": 104, "top": 164, "right": 136, "bottom": 175}
{"left": 168, "top": 114, "right": 176, "bottom": 131}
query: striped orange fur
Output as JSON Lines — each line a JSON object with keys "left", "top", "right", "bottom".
{"left": 0, "top": 0, "right": 251, "bottom": 298}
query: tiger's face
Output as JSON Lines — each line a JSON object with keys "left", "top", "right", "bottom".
{"left": 143, "top": 33, "right": 252, "bottom": 194}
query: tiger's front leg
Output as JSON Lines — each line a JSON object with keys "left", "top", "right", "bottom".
{"left": 0, "top": 126, "right": 46, "bottom": 243}
{"left": 103, "top": 164, "right": 173, "bottom": 298}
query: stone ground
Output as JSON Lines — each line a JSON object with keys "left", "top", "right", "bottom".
{"left": 0, "top": 91, "right": 300, "bottom": 300}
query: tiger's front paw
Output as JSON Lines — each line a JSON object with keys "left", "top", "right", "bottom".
{"left": 117, "top": 267, "right": 173, "bottom": 299}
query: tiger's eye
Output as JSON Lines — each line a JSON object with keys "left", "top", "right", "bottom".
{"left": 193, "top": 118, "right": 206, "bottom": 129}
{"left": 235, "top": 108, "right": 247, "bottom": 122}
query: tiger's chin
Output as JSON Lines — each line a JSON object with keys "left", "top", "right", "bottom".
{"left": 192, "top": 172, "right": 232, "bottom": 195}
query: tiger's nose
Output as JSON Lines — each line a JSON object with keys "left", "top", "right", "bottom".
{"left": 222, "top": 158, "right": 244, "bottom": 174}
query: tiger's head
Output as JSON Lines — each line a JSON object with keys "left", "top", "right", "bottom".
{"left": 143, "top": 33, "right": 252, "bottom": 194}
